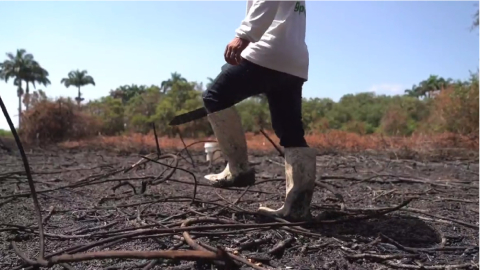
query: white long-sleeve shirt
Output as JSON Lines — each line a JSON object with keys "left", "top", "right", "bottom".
{"left": 235, "top": 1, "right": 309, "bottom": 80}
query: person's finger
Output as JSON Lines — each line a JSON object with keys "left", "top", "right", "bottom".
{"left": 224, "top": 45, "right": 231, "bottom": 63}
{"left": 228, "top": 51, "right": 235, "bottom": 65}
{"left": 235, "top": 51, "right": 242, "bottom": 64}
{"left": 225, "top": 45, "right": 235, "bottom": 64}
{"left": 226, "top": 47, "right": 236, "bottom": 65}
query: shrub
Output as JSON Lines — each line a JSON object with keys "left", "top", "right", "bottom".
{"left": 85, "top": 96, "right": 125, "bottom": 136}
{"left": 422, "top": 78, "right": 479, "bottom": 135}
{"left": 20, "top": 98, "right": 100, "bottom": 144}
{"left": 343, "top": 120, "right": 367, "bottom": 135}
{"left": 379, "top": 105, "right": 411, "bottom": 136}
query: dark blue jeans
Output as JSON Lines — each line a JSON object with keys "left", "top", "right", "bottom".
{"left": 202, "top": 59, "right": 308, "bottom": 148}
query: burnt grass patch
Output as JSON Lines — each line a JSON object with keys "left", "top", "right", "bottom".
{"left": 0, "top": 145, "right": 478, "bottom": 270}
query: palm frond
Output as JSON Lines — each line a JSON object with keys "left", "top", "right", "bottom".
{"left": 6, "top": 52, "right": 15, "bottom": 60}
{"left": 61, "top": 69, "right": 95, "bottom": 88}
{"left": 84, "top": 75, "right": 95, "bottom": 86}
{"left": 61, "top": 78, "right": 72, "bottom": 87}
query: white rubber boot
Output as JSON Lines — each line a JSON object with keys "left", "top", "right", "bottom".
{"left": 257, "top": 147, "right": 316, "bottom": 221}
{"left": 204, "top": 106, "right": 255, "bottom": 187}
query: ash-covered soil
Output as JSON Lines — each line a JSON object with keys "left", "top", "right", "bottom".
{"left": 0, "top": 146, "right": 478, "bottom": 270}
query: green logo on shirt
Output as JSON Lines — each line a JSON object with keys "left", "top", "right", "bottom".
{"left": 294, "top": 2, "right": 306, "bottom": 16}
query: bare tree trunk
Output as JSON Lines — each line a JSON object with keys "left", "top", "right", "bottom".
{"left": 76, "top": 86, "right": 81, "bottom": 106}
{"left": 24, "top": 81, "right": 30, "bottom": 111}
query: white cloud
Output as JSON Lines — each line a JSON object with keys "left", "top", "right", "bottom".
{"left": 368, "top": 84, "right": 404, "bottom": 95}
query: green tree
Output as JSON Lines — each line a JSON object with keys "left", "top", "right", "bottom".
{"left": 404, "top": 84, "right": 421, "bottom": 98}
{"left": 419, "top": 75, "right": 451, "bottom": 98}
{"left": 23, "top": 65, "right": 50, "bottom": 110}
{"left": 238, "top": 98, "right": 270, "bottom": 132}
{"left": 405, "top": 76, "right": 452, "bottom": 99}
{"left": 154, "top": 81, "right": 208, "bottom": 137}
{"left": 326, "top": 92, "right": 391, "bottom": 133}
{"left": 160, "top": 72, "right": 187, "bottom": 93}
{"left": 124, "top": 86, "right": 163, "bottom": 133}
{"left": 109, "top": 84, "right": 149, "bottom": 105}
{"left": 86, "top": 96, "right": 125, "bottom": 135}
{"left": 61, "top": 69, "right": 96, "bottom": 106}
{"left": 301, "top": 97, "right": 335, "bottom": 133}
{"left": 0, "top": 49, "right": 50, "bottom": 126}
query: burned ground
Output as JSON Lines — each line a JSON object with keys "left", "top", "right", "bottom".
{"left": 0, "top": 144, "right": 478, "bottom": 270}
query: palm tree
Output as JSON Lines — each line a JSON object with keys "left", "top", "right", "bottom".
{"left": 161, "top": 72, "right": 187, "bottom": 93}
{"left": 0, "top": 49, "right": 50, "bottom": 126}
{"left": 404, "top": 84, "right": 421, "bottom": 98}
{"left": 420, "top": 75, "right": 452, "bottom": 98}
{"left": 109, "top": 84, "right": 147, "bottom": 105}
{"left": 24, "top": 65, "right": 50, "bottom": 110}
{"left": 61, "top": 70, "right": 96, "bottom": 106}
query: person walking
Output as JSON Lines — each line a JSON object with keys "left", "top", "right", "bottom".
{"left": 202, "top": 0, "right": 316, "bottom": 221}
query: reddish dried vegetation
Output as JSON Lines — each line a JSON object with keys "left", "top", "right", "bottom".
{"left": 13, "top": 83, "right": 479, "bottom": 156}
{"left": 423, "top": 85, "right": 479, "bottom": 135}
{"left": 19, "top": 98, "right": 100, "bottom": 144}
{"left": 59, "top": 130, "right": 478, "bottom": 158}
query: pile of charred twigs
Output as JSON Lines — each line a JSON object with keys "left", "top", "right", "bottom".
{"left": 1, "top": 96, "right": 479, "bottom": 270}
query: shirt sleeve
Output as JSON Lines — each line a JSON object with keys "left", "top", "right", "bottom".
{"left": 235, "top": 0, "right": 280, "bottom": 43}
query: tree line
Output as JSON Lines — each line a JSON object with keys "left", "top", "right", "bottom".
{"left": 0, "top": 47, "right": 478, "bottom": 143}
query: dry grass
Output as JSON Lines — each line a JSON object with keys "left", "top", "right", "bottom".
{"left": 59, "top": 130, "right": 478, "bottom": 158}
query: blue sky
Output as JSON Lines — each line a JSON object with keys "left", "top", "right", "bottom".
{"left": 0, "top": 1, "right": 478, "bottom": 130}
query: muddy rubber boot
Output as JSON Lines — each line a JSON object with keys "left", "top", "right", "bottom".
{"left": 204, "top": 106, "right": 255, "bottom": 188}
{"left": 257, "top": 147, "right": 316, "bottom": 221}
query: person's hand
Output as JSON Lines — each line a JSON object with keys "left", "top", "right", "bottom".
{"left": 224, "top": 37, "right": 250, "bottom": 65}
